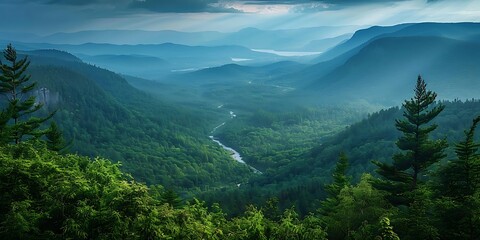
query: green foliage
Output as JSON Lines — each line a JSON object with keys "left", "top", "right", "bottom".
{"left": 0, "top": 105, "right": 12, "bottom": 144}
{"left": 435, "top": 116, "right": 480, "bottom": 239}
{"left": 227, "top": 206, "right": 269, "bottom": 240}
{"left": 0, "top": 44, "right": 53, "bottom": 144}
{"left": 200, "top": 106, "right": 365, "bottom": 216}
{"left": 311, "top": 99, "right": 480, "bottom": 185}
{"left": 377, "top": 217, "right": 400, "bottom": 240}
{"left": 161, "top": 189, "right": 183, "bottom": 208}
{"left": 393, "top": 186, "right": 439, "bottom": 240}
{"left": 201, "top": 99, "right": 480, "bottom": 219}
{"left": 0, "top": 142, "right": 331, "bottom": 240}
{"left": 320, "top": 153, "right": 352, "bottom": 220}
{"left": 0, "top": 142, "right": 158, "bottom": 239}
{"left": 374, "top": 76, "right": 447, "bottom": 205}
{"left": 262, "top": 197, "right": 281, "bottom": 221}
{"left": 45, "top": 121, "right": 68, "bottom": 152}
{"left": 325, "top": 152, "right": 351, "bottom": 198}
{"left": 218, "top": 107, "right": 363, "bottom": 172}
{"left": 271, "top": 208, "right": 327, "bottom": 240}
{"left": 438, "top": 116, "right": 480, "bottom": 198}
{"left": 224, "top": 205, "right": 327, "bottom": 240}
{"left": 320, "top": 174, "right": 392, "bottom": 239}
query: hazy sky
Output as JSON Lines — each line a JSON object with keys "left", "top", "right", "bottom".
{"left": 1, "top": 0, "right": 479, "bottom": 35}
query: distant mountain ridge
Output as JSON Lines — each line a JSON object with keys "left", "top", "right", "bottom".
{"left": 4, "top": 40, "right": 288, "bottom": 79}
{"left": 139, "top": 22, "right": 480, "bottom": 106}
{"left": 8, "top": 22, "right": 480, "bottom": 108}
{"left": 0, "top": 26, "right": 356, "bottom": 80}
{"left": 314, "top": 22, "right": 480, "bottom": 62}
{"left": 314, "top": 23, "right": 413, "bottom": 62}
{"left": 31, "top": 26, "right": 357, "bottom": 51}
{"left": 42, "top": 29, "right": 224, "bottom": 45}
{"left": 307, "top": 36, "right": 480, "bottom": 104}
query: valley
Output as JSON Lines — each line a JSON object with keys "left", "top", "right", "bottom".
{"left": 10, "top": 22, "right": 480, "bottom": 213}
{"left": 1, "top": 1, "right": 480, "bottom": 238}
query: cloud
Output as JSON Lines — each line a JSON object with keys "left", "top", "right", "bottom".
{"left": 228, "top": 0, "right": 417, "bottom": 13}
{"left": 25, "top": 0, "right": 240, "bottom": 13}
{"left": 14, "top": 0, "right": 471, "bottom": 14}
{"left": 240, "top": 0, "right": 408, "bottom": 5}
{"left": 236, "top": 0, "right": 412, "bottom": 13}
{"left": 48, "top": 0, "right": 99, "bottom": 5}
{"left": 129, "top": 0, "right": 241, "bottom": 13}
{"left": 2, "top": 0, "right": 479, "bottom": 35}
{"left": 24, "top": 0, "right": 416, "bottom": 13}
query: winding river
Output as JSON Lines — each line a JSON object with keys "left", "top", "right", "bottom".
{"left": 210, "top": 114, "right": 262, "bottom": 174}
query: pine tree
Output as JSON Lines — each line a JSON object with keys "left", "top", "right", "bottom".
{"left": 373, "top": 75, "right": 447, "bottom": 205}
{"left": 325, "top": 152, "right": 351, "bottom": 198}
{"left": 45, "top": 121, "right": 68, "bottom": 152}
{"left": 0, "top": 104, "right": 13, "bottom": 144}
{"left": 320, "top": 152, "right": 352, "bottom": 237}
{"left": 0, "top": 44, "right": 53, "bottom": 144}
{"left": 439, "top": 116, "right": 480, "bottom": 198}
{"left": 262, "top": 197, "right": 281, "bottom": 221}
{"left": 436, "top": 116, "right": 480, "bottom": 239}
{"left": 321, "top": 152, "right": 351, "bottom": 212}
{"left": 161, "top": 189, "right": 182, "bottom": 208}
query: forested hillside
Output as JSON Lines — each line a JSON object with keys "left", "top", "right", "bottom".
{"left": 1, "top": 59, "right": 478, "bottom": 239}
{"left": 18, "top": 49, "right": 253, "bottom": 190}
{"left": 198, "top": 98, "right": 480, "bottom": 217}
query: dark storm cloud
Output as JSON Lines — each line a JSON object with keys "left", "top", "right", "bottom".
{"left": 26, "top": 0, "right": 239, "bottom": 13}
{"left": 48, "top": 0, "right": 99, "bottom": 5}
{"left": 22, "top": 0, "right": 118, "bottom": 5}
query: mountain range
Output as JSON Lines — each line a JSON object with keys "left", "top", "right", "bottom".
{"left": 2, "top": 26, "right": 355, "bottom": 51}
{"left": 3, "top": 40, "right": 297, "bottom": 79}
{"left": 158, "top": 22, "right": 480, "bottom": 106}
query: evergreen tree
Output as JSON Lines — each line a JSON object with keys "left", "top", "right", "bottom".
{"left": 0, "top": 44, "right": 53, "bottom": 144}
{"left": 262, "top": 197, "right": 281, "bottom": 221}
{"left": 320, "top": 153, "right": 354, "bottom": 238}
{"left": 435, "top": 116, "right": 480, "bottom": 239}
{"left": 45, "top": 122, "right": 68, "bottom": 152}
{"left": 394, "top": 186, "right": 439, "bottom": 240}
{"left": 161, "top": 188, "right": 182, "bottom": 208}
{"left": 373, "top": 75, "right": 447, "bottom": 205}
{"left": 0, "top": 105, "right": 13, "bottom": 144}
{"left": 325, "top": 152, "right": 351, "bottom": 198}
{"left": 321, "top": 152, "right": 351, "bottom": 214}
{"left": 444, "top": 116, "right": 480, "bottom": 197}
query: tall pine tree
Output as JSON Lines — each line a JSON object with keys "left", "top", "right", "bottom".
{"left": 439, "top": 116, "right": 480, "bottom": 198}
{"left": 373, "top": 75, "right": 447, "bottom": 205}
{"left": 325, "top": 152, "right": 351, "bottom": 198}
{"left": 0, "top": 44, "right": 53, "bottom": 144}
{"left": 320, "top": 152, "right": 351, "bottom": 221}
{"left": 435, "top": 116, "right": 480, "bottom": 239}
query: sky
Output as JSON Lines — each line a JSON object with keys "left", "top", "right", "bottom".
{"left": 1, "top": 0, "right": 480, "bottom": 35}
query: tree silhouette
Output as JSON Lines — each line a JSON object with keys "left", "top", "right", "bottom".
{"left": 0, "top": 44, "right": 53, "bottom": 144}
